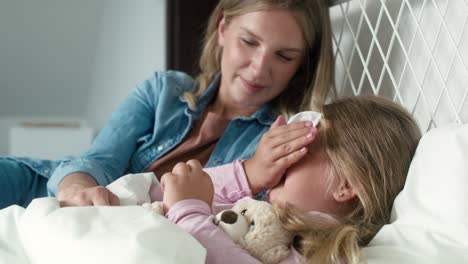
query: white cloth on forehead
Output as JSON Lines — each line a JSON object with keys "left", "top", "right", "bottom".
{"left": 287, "top": 111, "right": 322, "bottom": 127}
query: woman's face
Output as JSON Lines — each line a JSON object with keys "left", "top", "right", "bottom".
{"left": 217, "top": 8, "right": 305, "bottom": 113}
{"left": 268, "top": 137, "right": 336, "bottom": 213}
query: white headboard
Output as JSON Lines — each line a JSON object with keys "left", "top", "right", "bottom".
{"left": 329, "top": 0, "right": 468, "bottom": 132}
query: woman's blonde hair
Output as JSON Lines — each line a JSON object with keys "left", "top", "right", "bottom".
{"left": 183, "top": 0, "right": 336, "bottom": 115}
{"left": 277, "top": 96, "right": 422, "bottom": 264}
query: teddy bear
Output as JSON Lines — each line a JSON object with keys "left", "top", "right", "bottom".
{"left": 215, "top": 198, "right": 294, "bottom": 264}
{"left": 145, "top": 197, "right": 294, "bottom": 263}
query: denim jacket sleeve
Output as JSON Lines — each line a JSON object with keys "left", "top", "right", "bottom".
{"left": 46, "top": 71, "right": 193, "bottom": 196}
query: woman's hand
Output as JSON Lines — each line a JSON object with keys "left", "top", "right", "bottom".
{"left": 57, "top": 173, "right": 120, "bottom": 207}
{"left": 161, "top": 159, "right": 214, "bottom": 211}
{"left": 243, "top": 115, "right": 318, "bottom": 194}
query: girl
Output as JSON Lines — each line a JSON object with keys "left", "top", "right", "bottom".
{"left": 0, "top": 0, "right": 336, "bottom": 208}
{"left": 160, "top": 96, "right": 422, "bottom": 264}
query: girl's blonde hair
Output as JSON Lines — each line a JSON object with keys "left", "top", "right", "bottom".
{"left": 277, "top": 96, "right": 422, "bottom": 264}
{"left": 183, "top": 0, "right": 336, "bottom": 115}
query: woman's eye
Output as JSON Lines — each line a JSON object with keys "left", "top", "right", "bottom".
{"left": 241, "top": 38, "right": 256, "bottom": 46}
{"left": 241, "top": 209, "right": 247, "bottom": 215}
{"left": 278, "top": 54, "right": 293, "bottom": 62}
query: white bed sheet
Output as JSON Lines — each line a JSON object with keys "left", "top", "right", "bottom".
{"left": 0, "top": 177, "right": 206, "bottom": 264}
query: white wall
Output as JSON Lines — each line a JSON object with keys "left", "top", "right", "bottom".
{"left": 86, "top": 0, "right": 167, "bottom": 130}
{"left": 0, "top": 0, "right": 104, "bottom": 118}
{"left": 0, "top": 0, "right": 166, "bottom": 156}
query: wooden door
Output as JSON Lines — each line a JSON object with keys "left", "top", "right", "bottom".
{"left": 166, "top": 0, "right": 218, "bottom": 77}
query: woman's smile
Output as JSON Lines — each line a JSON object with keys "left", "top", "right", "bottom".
{"left": 239, "top": 76, "right": 266, "bottom": 94}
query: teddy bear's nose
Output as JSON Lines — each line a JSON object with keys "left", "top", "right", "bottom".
{"left": 220, "top": 210, "right": 238, "bottom": 224}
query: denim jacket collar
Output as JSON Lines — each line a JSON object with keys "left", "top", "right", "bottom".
{"left": 180, "top": 73, "right": 277, "bottom": 126}
{"left": 238, "top": 103, "right": 277, "bottom": 126}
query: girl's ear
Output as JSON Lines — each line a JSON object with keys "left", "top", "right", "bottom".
{"left": 218, "top": 15, "right": 226, "bottom": 46}
{"left": 332, "top": 180, "right": 357, "bottom": 202}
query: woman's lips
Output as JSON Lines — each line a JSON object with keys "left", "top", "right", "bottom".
{"left": 240, "top": 77, "right": 265, "bottom": 94}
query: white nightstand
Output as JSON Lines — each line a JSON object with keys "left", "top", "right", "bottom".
{"left": 9, "top": 122, "right": 93, "bottom": 160}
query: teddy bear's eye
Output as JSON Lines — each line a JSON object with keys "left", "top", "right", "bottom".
{"left": 249, "top": 220, "right": 255, "bottom": 231}
{"left": 241, "top": 209, "right": 247, "bottom": 215}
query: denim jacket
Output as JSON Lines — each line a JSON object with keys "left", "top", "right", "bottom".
{"left": 44, "top": 71, "right": 276, "bottom": 195}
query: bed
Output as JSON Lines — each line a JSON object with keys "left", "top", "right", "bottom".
{"left": 0, "top": 0, "right": 467, "bottom": 263}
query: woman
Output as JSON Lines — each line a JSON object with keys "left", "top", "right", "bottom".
{"left": 0, "top": 0, "right": 335, "bottom": 208}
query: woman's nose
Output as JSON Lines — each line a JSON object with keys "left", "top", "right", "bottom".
{"left": 250, "top": 50, "right": 270, "bottom": 78}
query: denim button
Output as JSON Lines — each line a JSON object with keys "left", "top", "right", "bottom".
{"left": 157, "top": 145, "right": 164, "bottom": 152}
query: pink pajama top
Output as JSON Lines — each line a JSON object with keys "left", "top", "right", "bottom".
{"left": 164, "top": 160, "right": 328, "bottom": 264}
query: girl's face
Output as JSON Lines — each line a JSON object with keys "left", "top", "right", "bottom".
{"left": 217, "top": 8, "right": 305, "bottom": 113}
{"left": 268, "top": 138, "right": 337, "bottom": 213}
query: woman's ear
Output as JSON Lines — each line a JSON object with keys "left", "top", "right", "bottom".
{"left": 332, "top": 180, "right": 356, "bottom": 202}
{"left": 218, "top": 15, "right": 226, "bottom": 46}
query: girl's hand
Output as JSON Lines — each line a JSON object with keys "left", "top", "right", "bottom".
{"left": 161, "top": 159, "right": 214, "bottom": 211}
{"left": 243, "top": 115, "right": 318, "bottom": 194}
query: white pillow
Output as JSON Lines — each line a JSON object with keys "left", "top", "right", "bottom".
{"left": 364, "top": 123, "right": 468, "bottom": 263}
